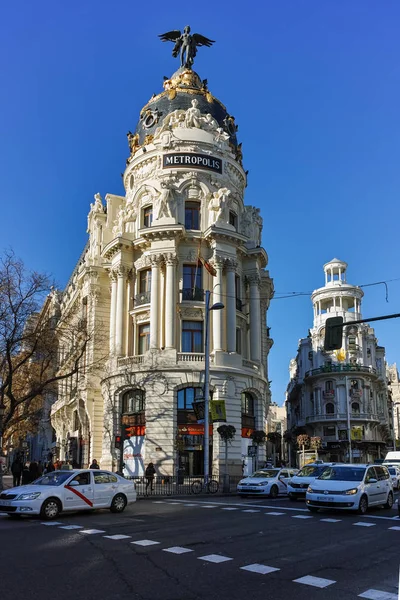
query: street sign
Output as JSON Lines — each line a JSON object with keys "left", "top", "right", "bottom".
{"left": 193, "top": 400, "right": 205, "bottom": 422}
{"left": 210, "top": 400, "right": 226, "bottom": 422}
{"left": 247, "top": 446, "right": 257, "bottom": 457}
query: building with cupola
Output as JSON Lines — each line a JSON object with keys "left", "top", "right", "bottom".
{"left": 49, "top": 43, "right": 274, "bottom": 478}
{"left": 286, "top": 259, "right": 393, "bottom": 465}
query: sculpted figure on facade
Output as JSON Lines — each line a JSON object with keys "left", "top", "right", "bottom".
{"left": 241, "top": 206, "right": 262, "bottom": 246}
{"left": 156, "top": 180, "right": 175, "bottom": 219}
{"left": 112, "top": 206, "right": 126, "bottom": 236}
{"left": 88, "top": 193, "right": 105, "bottom": 259}
{"left": 208, "top": 187, "right": 231, "bottom": 225}
{"left": 90, "top": 193, "right": 105, "bottom": 214}
{"left": 127, "top": 131, "right": 140, "bottom": 157}
{"left": 184, "top": 99, "right": 202, "bottom": 128}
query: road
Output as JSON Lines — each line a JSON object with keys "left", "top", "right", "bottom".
{"left": 1, "top": 494, "right": 399, "bottom": 600}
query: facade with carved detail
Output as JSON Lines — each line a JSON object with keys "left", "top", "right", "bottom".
{"left": 50, "top": 64, "right": 274, "bottom": 477}
{"left": 286, "top": 259, "right": 393, "bottom": 465}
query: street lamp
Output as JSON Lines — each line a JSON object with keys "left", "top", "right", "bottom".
{"left": 203, "top": 290, "right": 224, "bottom": 484}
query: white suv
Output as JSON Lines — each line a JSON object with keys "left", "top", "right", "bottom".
{"left": 306, "top": 464, "right": 394, "bottom": 514}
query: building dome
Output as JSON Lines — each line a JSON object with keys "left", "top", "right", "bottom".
{"left": 133, "top": 67, "right": 239, "bottom": 149}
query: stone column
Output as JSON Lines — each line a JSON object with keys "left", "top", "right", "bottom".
{"left": 225, "top": 259, "right": 237, "bottom": 353}
{"left": 213, "top": 256, "right": 224, "bottom": 351}
{"left": 165, "top": 254, "right": 177, "bottom": 349}
{"left": 109, "top": 269, "right": 118, "bottom": 354}
{"left": 125, "top": 269, "right": 134, "bottom": 356}
{"left": 249, "top": 274, "right": 261, "bottom": 362}
{"left": 115, "top": 266, "right": 126, "bottom": 356}
{"left": 150, "top": 255, "right": 162, "bottom": 349}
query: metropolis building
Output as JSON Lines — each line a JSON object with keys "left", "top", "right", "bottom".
{"left": 50, "top": 43, "right": 274, "bottom": 477}
{"left": 286, "top": 259, "right": 393, "bottom": 464}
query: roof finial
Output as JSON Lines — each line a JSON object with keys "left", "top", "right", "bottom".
{"left": 159, "top": 26, "right": 215, "bottom": 69}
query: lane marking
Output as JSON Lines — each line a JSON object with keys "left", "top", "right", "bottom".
{"left": 163, "top": 546, "right": 194, "bottom": 554}
{"left": 388, "top": 526, "right": 400, "bottom": 531}
{"left": 198, "top": 554, "right": 233, "bottom": 563}
{"left": 320, "top": 519, "right": 342, "bottom": 523}
{"left": 131, "top": 539, "right": 160, "bottom": 546}
{"left": 184, "top": 503, "right": 198, "bottom": 507}
{"left": 41, "top": 522, "right": 63, "bottom": 526}
{"left": 294, "top": 575, "right": 336, "bottom": 588}
{"left": 152, "top": 501, "right": 167, "bottom": 504}
{"left": 359, "top": 589, "right": 398, "bottom": 599}
{"left": 292, "top": 515, "right": 313, "bottom": 519}
{"left": 80, "top": 529, "right": 105, "bottom": 535}
{"left": 200, "top": 505, "right": 218, "bottom": 509}
{"left": 265, "top": 512, "right": 284, "bottom": 516}
{"left": 59, "top": 525, "right": 83, "bottom": 530}
{"left": 221, "top": 507, "right": 239, "bottom": 511}
{"left": 242, "top": 509, "right": 260, "bottom": 513}
{"left": 240, "top": 564, "right": 280, "bottom": 575}
{"left": 103, "top": 534, "right": 131, "bottom": 540}
{"left": 353, "top": 522, "right": 376, "bottom": 527}
{"left": 170, "top": 499, "right": 308, "bottom": 512}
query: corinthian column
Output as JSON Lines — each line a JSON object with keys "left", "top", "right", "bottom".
{"left": 165, "top": 254, "right": 177, "bottom": 349}
{"left": 212, "top": 256, "right": 224, "bottom": 351}
{"left": 225, "top": 259, "right": 237, "bottom": 353}
{"left": 249, "top": 274, "right": 261, "bottom": 362}
{"left": 150, "top": 255, "right": 162, "bottom": 349}
{"left": 115, "top": 265, "right": 126, "bottom": 356}
{"left": 109, "top": 269, "right": 118, "bottom": 354}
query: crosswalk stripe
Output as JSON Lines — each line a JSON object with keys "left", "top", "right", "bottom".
{"left": 294, "top": 575, "right": 336, "bottom": 588}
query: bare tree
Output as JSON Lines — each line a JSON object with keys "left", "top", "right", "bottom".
{"left": 0, "top": 251, "right": 98, "bottom": 487}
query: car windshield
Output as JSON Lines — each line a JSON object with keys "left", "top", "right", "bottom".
{"left": 250, "top": 469, "right": 279, "bottom": 478}
{"left": 297, "top": 465, "right": 327, "bottom": 478}
{"left": 318, "top": 467, "right": 364, "bottom": 482}
{"left": 31, "top": 472, "right": 77, "bottom": 486}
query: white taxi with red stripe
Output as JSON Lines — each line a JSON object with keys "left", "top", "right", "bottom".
{"left": 237, "top": 468, "right": 298, "bottom": 498}
{"left": 0, "top": 469, "right": 137, "bottom": 520}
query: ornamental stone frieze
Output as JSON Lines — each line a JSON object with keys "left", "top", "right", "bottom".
{"left": 224, "top": 257, "right": 238, "bottom": 271}
{"left": 245, "top": 273, "right": 261, "bottom": 288}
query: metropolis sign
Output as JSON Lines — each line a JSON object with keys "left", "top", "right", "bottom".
{"left": 163, "top": 153, "right": 222, "bottom": 174}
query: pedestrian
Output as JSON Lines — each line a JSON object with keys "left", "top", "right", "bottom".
{"left": 44, "top": 460, "right": 55, "bottom": 474}
{"left": 11, "top": 458, "right": 23, "bottom": 487}
{"left": 21, "top": 464, "right": 31, "bottom": 485}
{"left": 145, "top": 462, "right": 156, "bottom": 493}
{"left": 37, "top": 461, "right": 43, "bottom": 476}
{"left": 89, "top": 459, "right": 100, "bottom": 469}
{"left": 29, "top": 461, "right": 39, "bottom": 482}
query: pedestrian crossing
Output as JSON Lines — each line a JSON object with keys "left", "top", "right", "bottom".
{"left": 33, "top": 519, "right": 398, "bottom": 598}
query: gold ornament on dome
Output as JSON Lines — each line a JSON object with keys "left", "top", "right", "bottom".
{"left": 143, "top": 134, "right": 154, "bottom": 145}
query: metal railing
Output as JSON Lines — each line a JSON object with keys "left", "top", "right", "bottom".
{"left": 134, "top": 291, "right": 151, "bottom": 306}
{"left": 177, "top": 353, "right": 205, "bottom": 362}
{"left": 128, "top": 474, "right": 244, "bottom": 497}
{"left": 181, "top": 288, "right": 204, "bottom": 302}
{"left": 306, "top": 412, "right": 380, "bottom": 423}
{"left": 117, "top": 356, "right": 145, "bottom": 367}
{"left": 305, "top": 365, "right": 377, "bottom": 377}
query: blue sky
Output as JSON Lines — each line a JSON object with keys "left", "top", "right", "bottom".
{"left": 1, "top": 1, "right": 399, "bottom": 408}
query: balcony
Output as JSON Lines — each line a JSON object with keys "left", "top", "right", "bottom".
{"left": 117, "top": 356, "right": 145, "bottom": 368}
{"left": 323, "top": 390, "right": 335, "bottom": 398}
{"left": 134, "top": 291, "right": 151, "bottom": 306}
{"left": 236, "top": 298, "right": 243, "bottom": 311}
{"left": 181, "top": 287, "right": 204, "bottom": 302}
{"left": 306, "top": 412, "right": 380, "bottom": 424}
{"left": 242, "top": 359, "right": 260, "bottom": 373}
{"left": 305, "top": 365, "right": 377, "bottom": 378}
{"left": 177, "top": 352, "right": 205, "bottom": 362}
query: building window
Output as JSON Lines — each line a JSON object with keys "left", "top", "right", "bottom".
{"left": 138, "top": 323, "right": 150, "bottom": 354}
{"left": 142, "top": 205, "right": 153, "bottom": 228}
{"left": 139, "top": 269, "right": 152, "bottom": 293}
{"left": 241, "top": 391, "right": 255, "bottom": 429}
{"left": 182, "top": 264, "right": 203, "bottom": 301}
{"left": 185, "top": 201, "right": 200, "bottom": 229}
{"left": 235, "top": 275, "right": 242, "bottom": 311}
{"left": 352, "top": 402, "right": 360, "bottom": 415}
{"left": 325, "top": 402, "right": 335, "bottom": 415}
{"left": 177, "top": 386, "right": 203, "bottom": 424}
{"left": 181, "top": 321, "right": 203, "bottom": 353}
{"left": 236, "top": 327, "right": 242, "bottom": 354}
{"left": 229, "top": 211, "right": 238, "bottom": 229}
{"left": 325, "top": 380, "right": 334, "bottom": 392}
{"left": 323, "top": 425, "right": 336, "bottom": 437}
{"left": 350, "top": 379, "right": 359, "bottom": 390}
{"left": 122, "top": 389, "right": 146, "bottom": 414}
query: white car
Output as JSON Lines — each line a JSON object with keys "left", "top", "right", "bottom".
{"left": 0, "top": 469, "right": 137, "bottom": 520}
{"left": 237, "top": 468, "right": 298, "bottom": 498}
{"left": 306, "top": 464, "right": 394, "bottom": 515}
{"left": 287, "top": 463, "right": 335, "bottom": 501}
{"left": 387, "top": 466, "right": 400, "bottom": 490}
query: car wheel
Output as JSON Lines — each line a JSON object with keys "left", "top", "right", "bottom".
{"left": 40, "top": 498, "right": 61, "bottom": 520}
{"left": 269, "top": 485, "right": 278, "bottom": 499}
{"left": 357, "top": 495, "right": 368, "bottom": 515}
{"left": 307, "top": 506, "right": 319, "bottom": 513}
{"left": 384, "top": 492, "right": 394, "bottom": 509}
{"left": 110, "top": 493, "right": 127, "bottom": 513}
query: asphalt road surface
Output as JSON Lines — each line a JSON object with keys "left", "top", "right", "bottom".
{"left": 1, "top": 495, "right": 399, "bottom": 600}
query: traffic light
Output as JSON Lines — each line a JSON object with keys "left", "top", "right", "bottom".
{"left": 114, "top": 435, "right": 122, "bottom": 450}
{"left": 324, "top": 316, "right": 344, "bottom": 350}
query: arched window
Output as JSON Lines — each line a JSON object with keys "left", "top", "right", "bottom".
{"left": 122, "top": 389, "right": 145, "bottom": 414}
{"left": 352, "top": 402, "right": 360, "bottom": 415}
{"left": 325, "top": 402, "right": 335, "bottom": 415}
{"left": 177, "top": 386, "right": 203, "bottom": 424}
{"left": 325, "top": 380, "right": 334, "bottom": 392}
{"left": 241, "top": 392, "right": 255, "bottom": 429}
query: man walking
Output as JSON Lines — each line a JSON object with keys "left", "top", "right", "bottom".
{"left": 11, "top": 458, "right": 23, "bottom": 487}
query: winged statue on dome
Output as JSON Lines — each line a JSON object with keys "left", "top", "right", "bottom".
{"left": 159, "top": 26, "right": 215, "bottom": 69}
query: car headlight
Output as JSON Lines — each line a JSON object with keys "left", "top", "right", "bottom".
{"left": 16, "top": 492, "right": 41, "bottom": 500}
{"left": 307, "top": 486, "right": 314, "bottom": 493}
{"left": 345, "top": 488, "right": 358, "bottom": 495}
